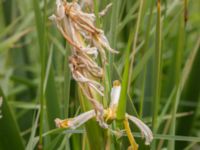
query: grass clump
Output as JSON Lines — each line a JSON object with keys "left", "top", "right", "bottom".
{"left": 0, "top": 0, "right": 200, "bottom": 150}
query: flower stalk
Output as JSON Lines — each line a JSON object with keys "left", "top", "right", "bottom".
{"left": 124, "top": 118, "right": 138, "bottom": 150}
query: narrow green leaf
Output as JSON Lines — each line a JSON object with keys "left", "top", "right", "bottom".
{"left": 116, "top": 30, "right": 134, "bottom": 120}
{"left": 45, "top": 50, "right": 61, "bottom": 129}
{"left": 169, "top": 5, "right": 185, "bottom": 149}
{"left": 32, "top": 0, "right": 46, "bottom": 145}
{"left": 152, "top": 0, "right": 162, "bottom": 132}
{"left": 0, "top": 88, "right": 25, "bottom": 150}
{"left": 176, "top": 37, "right": 200, "bottom": 149}
{"left": 0, "top": 29, "right": 30, "bottom": 52}
{"left": 26, "top": 110, "right": 40, "bottom": 150}
{"left": 123, "top": 132, "right": 200, "bottom": 142}
{"left": 63, "top": 44, "right": 71, "bottom": 118}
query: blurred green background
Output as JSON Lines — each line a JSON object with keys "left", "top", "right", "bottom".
{"left": 0, "top": 0, "right": 200, "bottom": 149}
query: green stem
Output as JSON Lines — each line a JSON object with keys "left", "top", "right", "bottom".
{"left": 152, "top": 0, "right": 162, "bottom": 148}
{"left": 116, "top": 30, "right": 134, "bottom": 120}
{"left": 32, "top": 0, "right": 47, "bottom": 146}
{"left": 64, "top": 44, "right": 71, "bottom": 118}
{"left": 93, "top": 0, "right": 100, "bottom": 27}
{"left": 152, "top": 0, "right": 162, "bottom": 130}
{"left": 139, "top": 0, "right": 154, "bottom": 118}
{"left": 169, "top": 2, "right": 185, "bottom": 149}
{"left": 129, "top": 0, "right": 144, "bottom": 92}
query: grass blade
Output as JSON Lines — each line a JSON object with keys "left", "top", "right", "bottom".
{"left": 152, "top": 0, "right": 162, "bottom": 134}
{"left": 32, "top": 0, "right": 46, "bottom": 146}
{"left": 176, "top": 37, "right": 200, "bottom": 149}
{"left": 0, "top": 88, "right": 24, "bottom": 150}
{"left": 45, "top": 47, "right": 61, "bottom": 129}
{"left": 116, "top": 30, "right": 134, "bottom": 120}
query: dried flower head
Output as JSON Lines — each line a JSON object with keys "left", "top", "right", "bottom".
{"left": 49, "top": 0, "right": 117, "bottom": 128}
{"left": 49, "top": 0, "right": 117, "bottom": 60}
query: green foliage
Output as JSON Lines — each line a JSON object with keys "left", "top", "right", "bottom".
{"left": 0, "top": 0, "right": 200, "bottom": 149}
{"left": 0, "top": 88, "right": 24, "bottom": 150}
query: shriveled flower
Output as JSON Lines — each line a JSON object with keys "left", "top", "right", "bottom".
{"left": 0, "top": 97, "right": 3, "bottom": 119}
{"left": 104, "top": 80, "right": 121, "bottom": 122}
{"left": 49, "top": 0, "right": 117, "bottom": 128}
{"left": 55, "top": 110, "right": 95, "bottom": 129}
{"left": 49, "top": 0, "right": 118, "bottom": 59}
{"left": 105, "top": 80, "right": 153, "bottom": 146}
{"left": 126, "top": 114, "right": 153, "bottom": 145}
{"left": 55, "top": 80, "right": 153, "bottom": 147}
{"left": 69, "top": 55, "right": 104, "bottom": 96}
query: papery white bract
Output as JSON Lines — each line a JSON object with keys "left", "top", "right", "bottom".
{"left": 126, "top": 113, "right": 153, "bottom": 145}
{"left": 55, "top": 110, "right": 96, "bottom": 129}
{"left": 110, "top": 80, "right": 121, "bottom": 109}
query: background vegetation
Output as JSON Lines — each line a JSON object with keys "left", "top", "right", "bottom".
{"left": 0, "top": 0, "right": 200, "bottom": 149}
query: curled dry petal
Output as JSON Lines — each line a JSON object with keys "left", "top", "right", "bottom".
{"left": 55, "top": 110, "right": 96, "bottom": 129}
{"left": 80, "top": 0, "right": 93, "bottom": 10}
{"left": 56, "top": 0, "right": 65, "bottom": 19}
{"left": 95, "top": 34, "right": 118, "bottom": 54}
{"left": 69, "top": 54, "right": 103, "bottom": 77}
{"left": 70, "top": 68, "right": 104, "bottom": 96}
{"left": 99, "top": 3, "right": 113, "bottom": 17}
{"left": 82, "top": 46, "right": 98, "bottom": 58}
{"left": 78, "top": 83, "right": 108, "bottom": 128}
{"left": 126, "top": 114, "right": 153, "bottom": 145}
